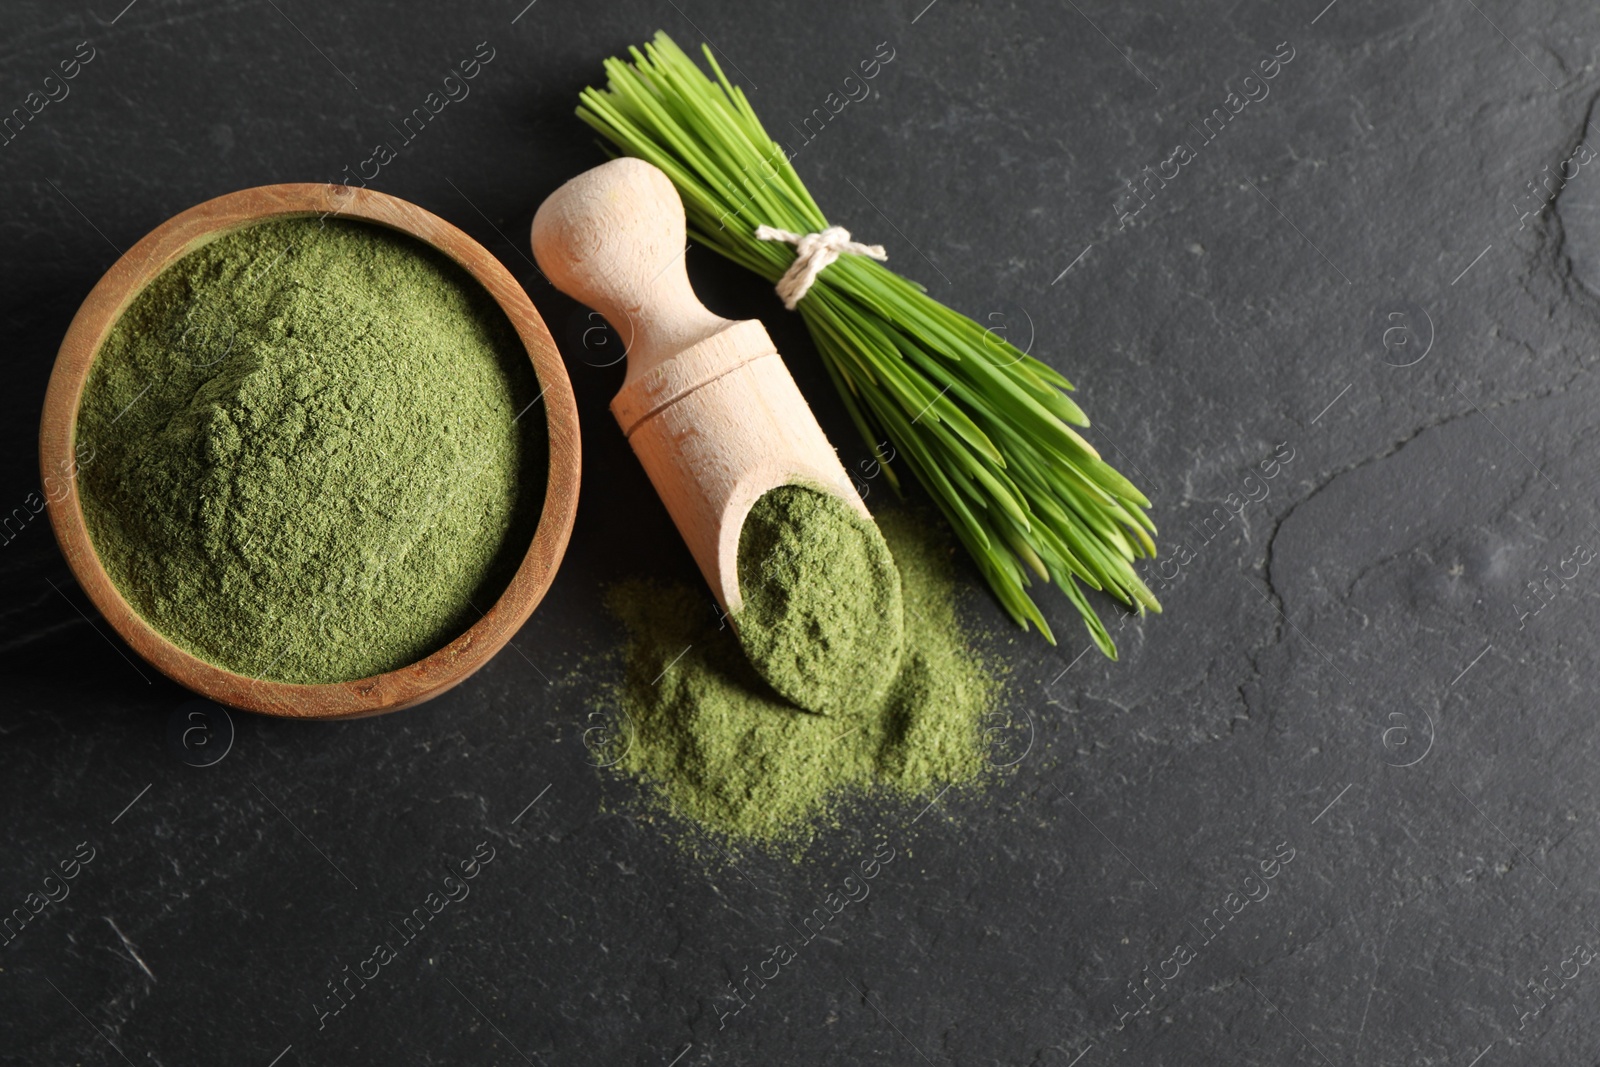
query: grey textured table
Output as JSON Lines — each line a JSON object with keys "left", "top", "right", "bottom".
{"left": 3, "top": 1, "right": 1598, "bottom": 1064}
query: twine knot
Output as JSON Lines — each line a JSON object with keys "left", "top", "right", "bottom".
{"left": 754, "top": 224, "right": 887, "bottom": 310}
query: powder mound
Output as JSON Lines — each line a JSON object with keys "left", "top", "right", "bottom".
{"left": 76, "top": 218, "right": 546, "bottom": 684}
{"left": 603, "top": 507, "right": 1000, "bottom": 846}
{"left": 734, "top": 485, "right": 903, "bottom": 716}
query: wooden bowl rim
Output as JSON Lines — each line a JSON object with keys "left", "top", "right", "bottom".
{"left": 37, "top": 182, "right": 581, "bottom": 720}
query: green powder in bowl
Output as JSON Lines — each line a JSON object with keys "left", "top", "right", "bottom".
{"left": 74, "top": 217, "right": 547, "bottom": 684}
{"left": 734, "top": 485, "right": 904, "bottom": 716}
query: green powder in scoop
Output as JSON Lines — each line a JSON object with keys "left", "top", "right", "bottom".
{"left": 735, "top": 484, "right": 903, "bottom": 716}
{"left": 75, "top": 217, "right": 546, "bottom": 684}
{"left": 601, "top": 507, "right": 1001, "bottom": 845}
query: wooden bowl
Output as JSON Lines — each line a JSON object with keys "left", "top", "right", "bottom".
{"left": 38, "top": 183, "right": 581, "bottom": 719}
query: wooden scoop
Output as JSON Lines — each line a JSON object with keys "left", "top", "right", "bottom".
{"left": 531, "top": 157, "right": 870, "bottom": 617}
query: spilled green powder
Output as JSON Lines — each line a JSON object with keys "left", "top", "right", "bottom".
{"left": 76, "top": 217, "right": 546, "bottom": 684}
{"left": 735, "top": 485, "right": 903, "bottom": 716}
{"left": 602, "top": 508, "right": 1000, "bottom": 845}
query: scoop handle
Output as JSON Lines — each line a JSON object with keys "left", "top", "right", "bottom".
{"left": 531, "top": 157, "right": 731, "bottom": 384}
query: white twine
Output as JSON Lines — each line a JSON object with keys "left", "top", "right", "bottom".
{"left": 754, "top": 224, "right": 887, "bottom": 310}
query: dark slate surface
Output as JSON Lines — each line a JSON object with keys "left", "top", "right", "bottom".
{"left": 3, "top": 0, "right": 1599, "bottom": 1063}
